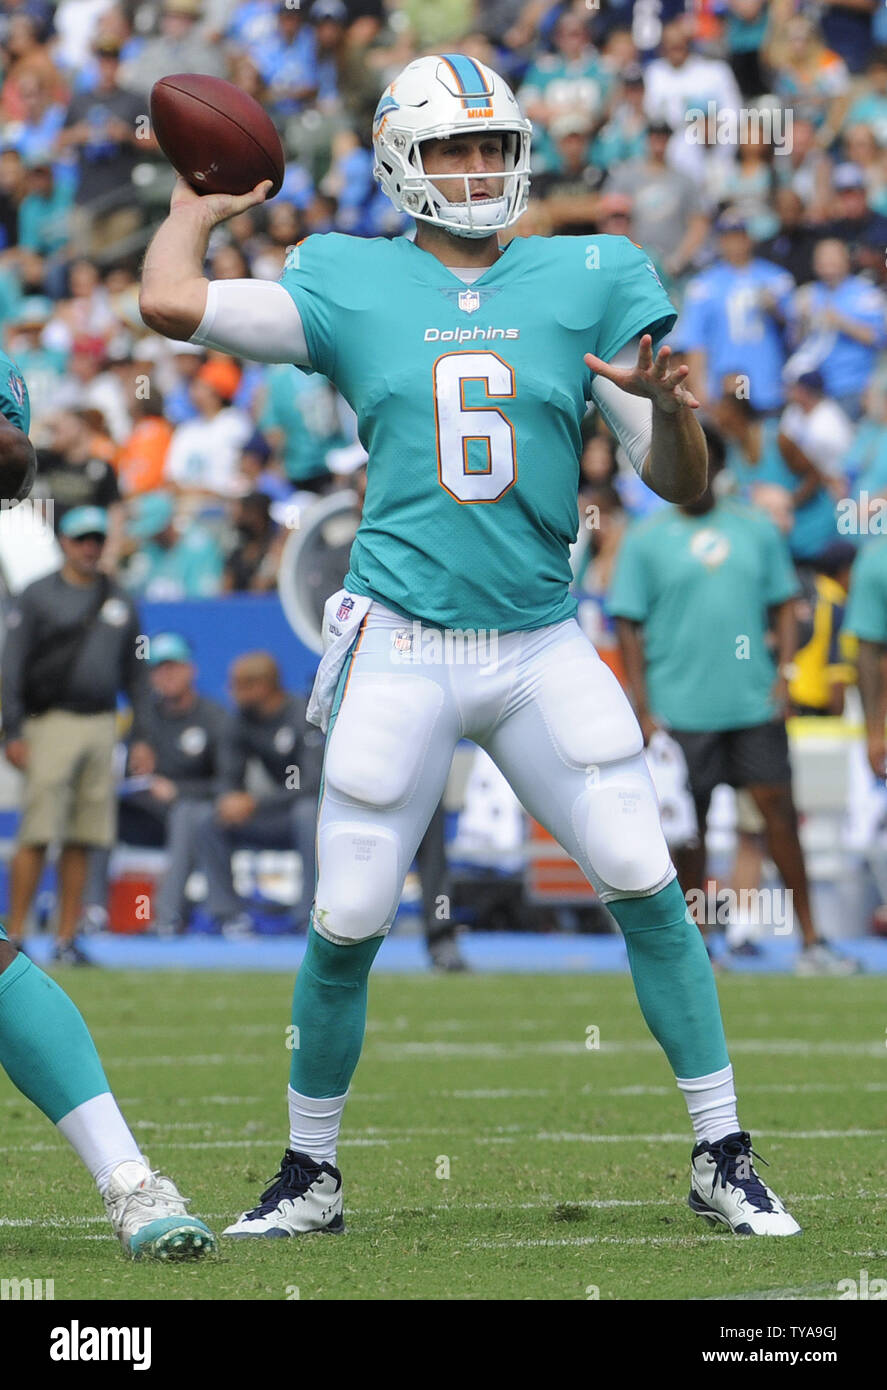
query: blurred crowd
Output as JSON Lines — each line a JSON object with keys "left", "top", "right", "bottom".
{"left": 1, "top": 0, "right": 887, "bottom": 627}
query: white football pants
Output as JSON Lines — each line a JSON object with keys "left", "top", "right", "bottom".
{"left": 312, "top": 604, "right": 675, "bottom": 944}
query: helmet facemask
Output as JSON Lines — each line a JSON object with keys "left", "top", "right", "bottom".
{"left": 409, "top": 129, "right": 529, "bottom": 238}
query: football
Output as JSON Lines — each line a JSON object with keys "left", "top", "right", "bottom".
{"left": 149, "top": 73, "right": 285, "bottom": 199}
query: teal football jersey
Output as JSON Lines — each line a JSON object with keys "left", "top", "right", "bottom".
{"left": 280, "top": 233, "right": 676, "bottom": 632}
{"left": 0, "top": 348, "right": 30, "bottom": 436}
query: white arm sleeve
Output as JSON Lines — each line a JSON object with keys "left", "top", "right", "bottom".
{"left": 189, "top": 278, "right": 311, "bottom": 366}
{"left": 589, "top": 336, "right": 653, "bottom": 478}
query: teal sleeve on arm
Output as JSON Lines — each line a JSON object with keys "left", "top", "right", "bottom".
{"left": 594, "top": 237, "right": 678, "bottom": 365}
{"left": 0, "top": 350, "right": 31, "bottom": 435}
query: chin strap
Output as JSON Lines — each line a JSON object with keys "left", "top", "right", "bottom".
{"left": 426, "top": 190, "right": 511, "bottom": 238}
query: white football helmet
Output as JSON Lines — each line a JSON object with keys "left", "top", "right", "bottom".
{"left": 372, "top": 53, "right": 532, "bottom": 239}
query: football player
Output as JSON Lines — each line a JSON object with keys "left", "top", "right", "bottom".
{"left": 140, "top": 54, "right": 800, "bottom": 1238}
{"left": 0, "top": 349, "right": 216, "bottom": 1259}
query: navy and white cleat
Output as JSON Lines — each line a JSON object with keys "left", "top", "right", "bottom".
{"left": 688, "top": 1131, "right": 801, "bottom": 1236}
{"left": 223, "top": 1149, "right": 345, "bottom": 1237}
{"left": 104, "top": 1160, "right": 217, "bottom": 1260}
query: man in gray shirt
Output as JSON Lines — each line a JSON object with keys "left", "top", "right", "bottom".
{"left": 123, "top": 0, "right": 227, "bottom": 98}
{"left": 1, "top": 506, "right": 153, "bottom": 964}
{"left": 84, "top": 632, "right": 227, "bottom": 934}
{"left": 606, "top": 122, "right": 710, "bottom": 279}
{"left": 196, "top": 651, "right": 324, "bottom": 935}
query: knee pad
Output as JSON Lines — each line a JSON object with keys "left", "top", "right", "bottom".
{"left": 324, "top": 673, "right": 445, "bottom": 808}
{"left": 536, "top": 637, "right": 643, "bottom": 767}
{"left": 576, "top": 754, "right": 672, "bottom": 894}
{"left": 314, "top": 821, "right": 401, "bottom": 943}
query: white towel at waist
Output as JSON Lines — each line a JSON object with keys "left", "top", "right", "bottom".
{"left": 306, "top": 588, "right": 373, "bottom": 732}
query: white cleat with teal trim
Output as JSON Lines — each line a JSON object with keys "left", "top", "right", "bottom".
{"left": 104, "top": 1160, "right": 217, "bottom": 1260}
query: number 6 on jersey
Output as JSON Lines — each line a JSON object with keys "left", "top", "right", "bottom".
{"left": 433, "top": 350, "right": 516, "bottom": 503}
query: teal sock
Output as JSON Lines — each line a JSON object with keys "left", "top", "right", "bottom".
{"left": 607, "top": 878, "right": 730, "bottom": 1079}
{"left": 0, "top": 953, "right": 110, "bottom": 1124}
{"left": 289, "top": 927, "right": 384, "bottom": 1098}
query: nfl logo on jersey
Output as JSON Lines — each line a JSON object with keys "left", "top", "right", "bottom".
{"left": 336, "top": 595, "right": 355, "bottom": 623}
{"left": 458, "top": 290, "right": 481, "bottom": 315}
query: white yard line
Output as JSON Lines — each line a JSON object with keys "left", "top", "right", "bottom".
{"left": 463, "top": 1234, "right": 726, "bottom": 1249}
{"left": 5, "top": 1079, "right": 887, "bottom": 1111}
{"left": 371, "top": 1039, "right": 886, "bottom": 1058}
{"left": 2, "top": 1191, "right": 880, "bottom": 1231}
{"left": 2, "top": 1127, "right": 883, "bottom": 1157}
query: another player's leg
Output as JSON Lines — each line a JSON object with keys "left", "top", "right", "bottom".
{"left": 420, "top": 800, "right": 467, "bottom": 971}
{"left": 224, "top": 612, "right": 460, "bottom": 1236}
{"left": 484, "top": 622, "right": 800, "bottom": 1236}
{"left": 0, "top": 927, "right": 216, "bottom": 1258}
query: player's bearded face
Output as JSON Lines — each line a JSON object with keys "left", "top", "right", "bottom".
{"left": 420, "top": 134, "right": 507, "bottom": 207}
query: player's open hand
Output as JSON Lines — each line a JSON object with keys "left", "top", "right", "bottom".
{"left": 169, "top": 174, "right": 274, "bottom": 228}
{"left": 583, "top": 335, "right": 699, "bottom": 415}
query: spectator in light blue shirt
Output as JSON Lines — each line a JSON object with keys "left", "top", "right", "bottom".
{"left": 4, "top": 71, "right": 66, "bottom": 167}
{"left": 252, "top": 5, "right": 317, "bottom": 117}
{"left": 679, "top": 211, "right": 795, "bottom": 414}
{"left": 307, "top": 0, "right": 347, "bottom": 108}
{"left": 226, "top": 0, "right": 278, "bottom": 50}
{"left": 787, "top": 238, "right": 887, "bottom": 420}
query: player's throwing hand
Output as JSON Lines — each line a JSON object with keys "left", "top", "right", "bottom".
{"left": 584, "top": 334, "right": 700, "bottom": 414}
{"left": 169, "top": 174, "right": 273, "bottom": 229}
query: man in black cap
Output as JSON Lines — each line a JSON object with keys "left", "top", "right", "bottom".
{"left": 1, "top": 505, "right": 152, "bottom": 963}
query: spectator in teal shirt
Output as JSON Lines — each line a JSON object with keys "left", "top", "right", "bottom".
{"left": 259, "top": 363, "right": 342, "bottom": 490}
{"left": 720, "top": 0, "right": 770, "bottom": 96}
{"left": 591, "top": 64, "right": 647, "bottom": 171}
{"left": 845, "top": 537, "right": 887, "bottom": 775}
{"left": 608, "top": 451, "right": 855, "bottom": 972}
{"left": 842, "top": 47, "right": 887, "bottom": 144}
{"left": 17, "top": 156, "right": 72, "bottom": 257}
{"left": 3, "top": 296, "right": 67, "bottom": 424}
{"left": 715, "top": 384, "right": 839, "bottom": 564}
{"left": 122, "top": 491, "right": 224, "bottom": 600}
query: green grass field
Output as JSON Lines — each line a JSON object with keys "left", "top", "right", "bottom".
{"left": 1, "top": 968, "right": 885, "bottom": 1300}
